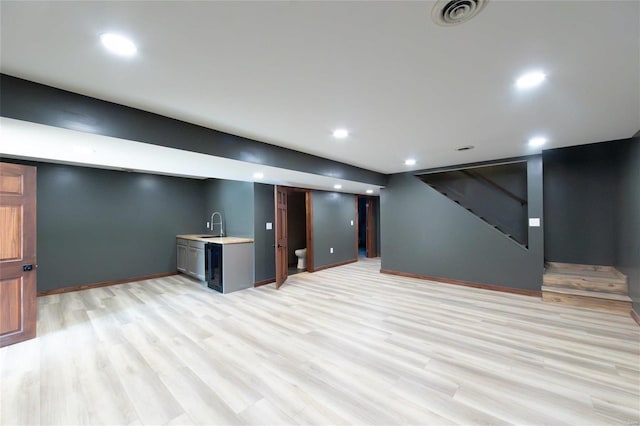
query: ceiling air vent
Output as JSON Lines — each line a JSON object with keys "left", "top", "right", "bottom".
{"left": 456, "top": 145, "right": 475, "bottom": 151}
{"left": 432, "top": 0, "right": 488, "bottom": 26}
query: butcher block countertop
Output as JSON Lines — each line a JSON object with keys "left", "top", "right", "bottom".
{"left": 176, "top": 235, "right": 254, "bottom": 244}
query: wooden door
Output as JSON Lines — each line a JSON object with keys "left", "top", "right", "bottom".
{"left": 275, "top": 186, "right": 288, "bottom": 289}
{"left": 0, "top": 163, "right": 37, "bottom": 347}
{"left": 366, "top": 198, "right": 375, "bottom": 257}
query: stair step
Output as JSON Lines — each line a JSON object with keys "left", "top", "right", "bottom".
{"left": 541, "top": 286, "right": 631, "bottom": 301}
{"left": 546, "top": 262, "right": 623, "bottom": 275}
{"left": 543, "top": 263, "right": 628, "bottom": 294}
{"left": 542, "top": 286, "right": 632, "bottom": 315}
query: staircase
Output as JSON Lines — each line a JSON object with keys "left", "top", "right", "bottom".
{"left": 418, "top": 162, "right": 529, "bottom": 247}
{"left": 542, "top": 262, "right": 632, "bottom": 315}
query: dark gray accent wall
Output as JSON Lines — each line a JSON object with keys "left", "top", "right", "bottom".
{"left": 544, "top": 138, "right": 640, "bottom": 312}
{"left": 286, "top": 191, "right": 307, "bottom": 266}
{"left": 0, "top": 74, "right": 386, "bottom": 186}
{"left": 380, "top": 156, "right": 544, "bottom": 291}
{"left": 204, "top": 179, "right": 254, "bottom": 238}
{"left": 2, "top": 159, "right": 205, "bottom": 291}
{"left": 527, "top": 157, "right": 545, "bottom": 282}
{"left": 615, "top": 139, "right": 640, "bottom": 313}
{"left": 312, "top": 191, "right": 357, "bottom": 268}
{"left": 253, "top": 183, "right": 275, "bottom": 283}
{"left": 543, "top": 141, "right": 624, "bottom": 265}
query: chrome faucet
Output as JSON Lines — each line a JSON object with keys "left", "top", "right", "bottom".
{"left": 210, "top": 211, "right": 224, "bottom": 237}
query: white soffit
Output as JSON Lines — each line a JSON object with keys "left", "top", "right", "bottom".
{"left": 0, "top": 118, "right": 383, "bottom": 195}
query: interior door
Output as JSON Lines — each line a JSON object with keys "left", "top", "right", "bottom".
{"left": 0, "top": 163, "right": 37, "bottom": 347}
{"left": 275, "top": 186, "right": 288, "bottom": 289}
{"left": 366, "top": 198, "right": 375, "bottom": 257}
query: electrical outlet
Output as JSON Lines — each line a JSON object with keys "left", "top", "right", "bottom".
{"left": 330, "top": 247, "right": 333, "bottom": 254}
{"left": 266, "top": 222, "right": 272, "bottom": 230}
{"left": 350, "top": 220, "right": 354, "bottom": 226}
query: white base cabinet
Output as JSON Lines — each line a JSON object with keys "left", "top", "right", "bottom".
{"left": 177, "top": 241, "right": 187, "bottom": 273}
{"left": 177, "top": 238, "right": 205, "bottom": 281}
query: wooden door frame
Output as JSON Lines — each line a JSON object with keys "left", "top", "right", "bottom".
{"left": 305, "top": 190, "right": 314, "bottom": 272}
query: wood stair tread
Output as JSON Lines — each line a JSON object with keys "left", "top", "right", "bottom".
{"left": 541, "top": 286, "right": 631, "bottom": 302}
{"left": 546, "top": 262, "right": 627, "bottom": 278}
{"left": 543, "top": 262, "right": 628, "bottom": 295}
{"left": 543, "top": 269, "right": 626, "bottom": 283}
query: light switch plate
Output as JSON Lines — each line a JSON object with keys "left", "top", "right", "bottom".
{"left": 529, "top": 218, "right": 541, "bottom": 227}
{"left": 350, "top": 220, "right": 354, "bottom": 226}
{"left": 266, "top": 222, "right": 272, "bottom": 230}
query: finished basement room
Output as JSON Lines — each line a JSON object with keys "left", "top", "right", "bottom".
{"left": 1, "top": 1, "right": 639, "bottom": 425}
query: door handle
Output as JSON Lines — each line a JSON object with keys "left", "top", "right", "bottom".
{"left": 23, "top": 264, "right": 33, "bottom": 272}
{"left": 277, "top": 243, "right": 284, "bottom": 248}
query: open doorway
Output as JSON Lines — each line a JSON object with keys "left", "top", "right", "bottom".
{"left": 286, "top": 189, "right": 308, "bottom": 276}
{"left": 275, "top": 187, "right": 313, "bottom": 289}
{"left": 356, "top": 195, "right": 379, "bottom": 258}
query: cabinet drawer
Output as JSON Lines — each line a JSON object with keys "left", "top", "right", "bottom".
{"left": 177, "top": 238, "right": 189, "bottom": 246}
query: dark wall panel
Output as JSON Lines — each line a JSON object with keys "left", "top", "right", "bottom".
{"left": 204, "top": 179, "right": 254, "bottom": 238}
{"left": 312, "top": 191, "right": 357, "bottom": 268}
{"left": 2, "top": 160, "right": 205, "bottom": 291}
{"left": 253, "top": 183, "right": 275, "bottom": 283}
{"left": 615, "top": 139, "right": 640, "bottom": 313}
{"left": 0, "top": 74, "right": 386, "bottom": 186}
{"left": 543, "top": 141, "right": 624, "bottom": 265}
{"left": 380, "top": 156, "right": 543, "bottom": 291}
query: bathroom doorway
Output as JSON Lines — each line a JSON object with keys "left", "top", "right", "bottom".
{"left": 274, "top": 187, "right": 314, "bottom": 289}
{"left": 286, "top": 189, "right": 309, "bottom": 276}
{"left": 356, "top": 195, "right": 379, "bottom": 258}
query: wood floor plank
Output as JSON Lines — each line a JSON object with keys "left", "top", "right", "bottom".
{"left": 1, "top": 258, "right": 638, "bottom": 425}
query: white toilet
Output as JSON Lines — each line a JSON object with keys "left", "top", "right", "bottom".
{"left": 294, "top": 248, "right": 307, "bottom": 270}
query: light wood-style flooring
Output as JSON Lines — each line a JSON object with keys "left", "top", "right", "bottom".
{"left": 1, "top": 258, "right": 639, "bottom": 425}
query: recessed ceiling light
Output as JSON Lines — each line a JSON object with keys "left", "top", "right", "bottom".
{"left": 366, "top": 189, "right": 373, "bottom": 194}
{"left": 404, "top": 158, "right": 416, "bottom": 166}
{"left": 515, "top": 71, "right": 546, "bottom": 89}
{"left": 253, "top": 172, "right": 264, "bottom": 179}
{"left": 528, "top": 136, "right": 547, "bottom": 147}
{"left": 100, "top": 33, "right": 137, "bottom": 57}
{"left": 332, "top": 129, "right": 349, "bottom": 139}
{"left": 333, "top": 184, "right": 342, "bottom": 189}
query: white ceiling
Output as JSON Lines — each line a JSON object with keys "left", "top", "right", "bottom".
{"left": 1, "top": 1, "right": 639, "bottom": 177}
